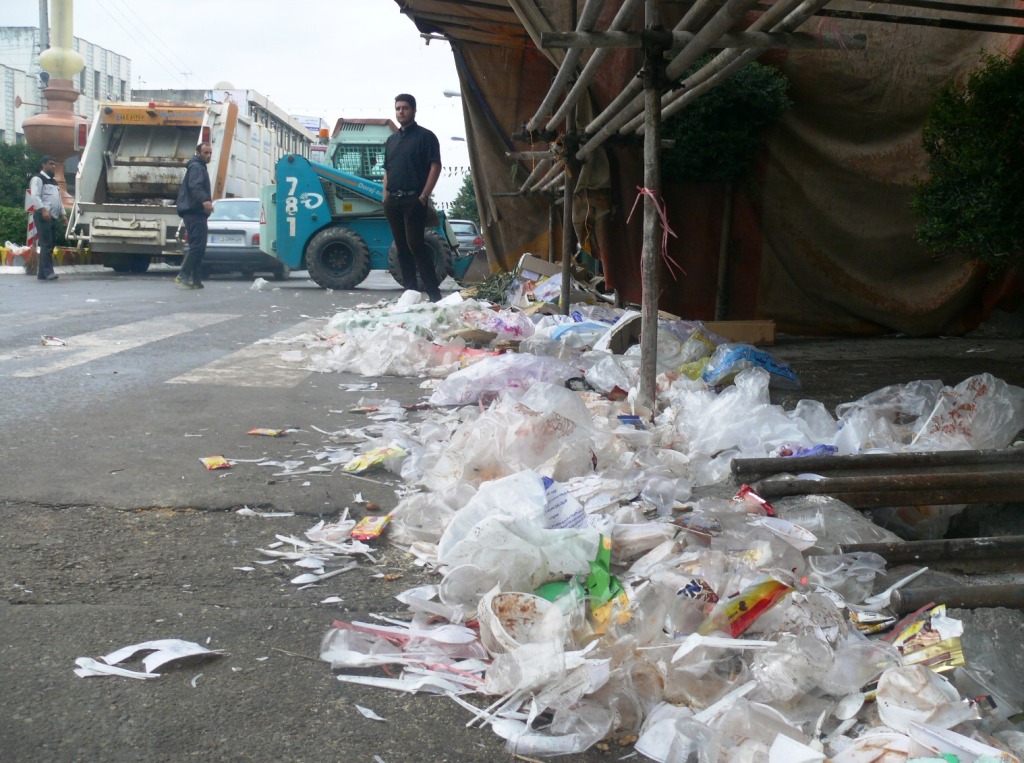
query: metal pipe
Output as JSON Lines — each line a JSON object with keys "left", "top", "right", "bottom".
{"left": 890, "top": 584, "right": 1024, "bottom": 613}
{"left": 732, "top": 448, "right": 1024, "bottom": 482}
{"left": 836, "top": 536, "right": 1024, "bottom": 565}
{"left": 526, "top": 0, "right": 607, "bottom": 132}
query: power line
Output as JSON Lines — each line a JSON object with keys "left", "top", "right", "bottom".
{"left": 90, "top": 0, "right": 189, "bottom": 86}
{"left": 103, "top": 0, "right": 195, "bottom": 77}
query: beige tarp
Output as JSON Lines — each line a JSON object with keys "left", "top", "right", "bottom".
{"left": 402, "top": 0, "right": 1023, "bottom": 335}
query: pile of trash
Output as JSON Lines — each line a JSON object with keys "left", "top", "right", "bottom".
{"left": 273, "top": 279, "right": 1024, "bottom": 761}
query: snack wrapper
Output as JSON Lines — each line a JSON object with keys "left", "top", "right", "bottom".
{"left": 200, "top": 456, "right": 232, "bottom": 470}
{"left": 699, "top": 576, "right": 793, "bottom": 637}
{"left": 350, "top": 514, "right": 391, "bottom": 541}
{"left": 247, "top": 428, "right": 288, "bottom": 437}
{"left": 342, "top": 445, "right": 406, "bottom": 474}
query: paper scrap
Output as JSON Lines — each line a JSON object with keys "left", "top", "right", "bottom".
{"left": 355, "top": 704, "right": 387, "bottom": 721}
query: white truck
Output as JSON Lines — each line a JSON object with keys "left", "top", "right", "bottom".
{"left": 69, "top": 100, "right": 308, "bottom": 273}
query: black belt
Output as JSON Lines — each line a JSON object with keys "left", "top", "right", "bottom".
{"left": 389, "top": 190, "right": 420, "bottom": 197}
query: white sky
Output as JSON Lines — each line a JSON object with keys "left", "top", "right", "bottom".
{"left": 5, "top": 0, "right": 471, "bottom": 203}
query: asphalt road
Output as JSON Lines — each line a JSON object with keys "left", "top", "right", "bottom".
{"left": 1, "top": 265, "right": 1023, "bottom": 762}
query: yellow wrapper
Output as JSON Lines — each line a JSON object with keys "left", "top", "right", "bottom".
{"left": 200, "top": 456, "right": 232, "bottom": 470}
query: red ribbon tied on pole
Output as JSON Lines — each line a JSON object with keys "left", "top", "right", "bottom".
{"left": 626, "top": 186, "right": 684, "bottom": 279}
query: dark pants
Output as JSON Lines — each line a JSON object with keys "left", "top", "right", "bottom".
{"left": 34, "top": 211, "right": 57, "bottom": 279}
{"left": 383, "top": 196, "right": 441, "bottom": 299}
{"left": 179, "top": 213, "right": 209, "bottom": 284}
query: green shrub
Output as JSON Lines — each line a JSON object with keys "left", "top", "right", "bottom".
{"left": 911, "top": 49, "right": 1024, "bottom": 270}
{"left": 0, "top": 205, "right": 71, "bottom": 248}
{"left": 662, "top": 56, "right": 791, "bottom": 183}
{"left": 0, "top": 206, "right": 30, "bottom": 247}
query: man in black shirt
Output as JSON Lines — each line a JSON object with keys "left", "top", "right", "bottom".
{"left": 382, "top": 93, "right": 443, "bottom": 302}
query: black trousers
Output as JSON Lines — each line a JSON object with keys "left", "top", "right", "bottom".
{"left": 179, "top": 213, "right": 209, "bottom": 284}
{"left": 383, "top": 196, "right": 441, "bottom": 297}
{"left": 34, "top": 211, "right": 57, "bottom": 278}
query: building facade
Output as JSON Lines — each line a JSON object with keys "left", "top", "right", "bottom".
{"left": 0, "top": 27, "right": 130, "bottom": 146}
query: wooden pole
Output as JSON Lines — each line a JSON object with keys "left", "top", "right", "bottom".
{"left": 714, "top": 179, "right": 734, "bottom": 320}
{"left": 638, "top": 0, "right": 665, "bottom": 409}
{"left": 560, "top": 106, "right": 577, "bottom": 316}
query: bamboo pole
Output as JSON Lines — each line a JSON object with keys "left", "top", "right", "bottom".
{"left": 578, "top": 0, "right": 772, "bottom": 160}
{"left": 525, "top": 0, "right": 607, "bottom": 132}
{"left": 543, "top": 30, "right": 867, "bottom": 51}
{"left": 560, "top": 107, "right": 578, "bottom": 316}
{"left": 545, "top": 0, "right": 645, "bottom": 132}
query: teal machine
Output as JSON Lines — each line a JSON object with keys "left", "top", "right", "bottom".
{"left": 260, "top": 121, "right": 473, "bottom": 290}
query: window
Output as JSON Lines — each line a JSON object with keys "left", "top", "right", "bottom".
{"left": 94, "top": 70, "right": 100, "bottom": 98}
{"left": 120, "top": 79, "right": 126, "bottom": 99}
{"left": 107, "top": 75, "right": 113, "bottom": 97}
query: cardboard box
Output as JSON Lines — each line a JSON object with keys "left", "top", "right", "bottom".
{"left": 703, "top": 320, "right": 776, "bottom": 346}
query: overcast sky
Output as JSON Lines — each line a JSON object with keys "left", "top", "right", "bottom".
{"left": 6, "top": 0, "right": 471, "bottom": 202}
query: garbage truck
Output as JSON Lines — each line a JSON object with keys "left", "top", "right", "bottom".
{"left": 259, "top": 119, "right": 475, "bottom": 290}
{"left": 69, "top": 99, "right": 307, "bottom": 273}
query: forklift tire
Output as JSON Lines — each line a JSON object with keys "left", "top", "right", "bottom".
{"left": 270, "top": 264, "right": 291, "bottom": 281}
{"left": 386, "top": 230, "right": 453, "bottom": 290}
{"left": 305, "top": 227, "right": 371, "bottom": 290}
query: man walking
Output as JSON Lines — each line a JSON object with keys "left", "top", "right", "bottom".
{"left": 382, "top": 93, "right": 443, "bottom": 302}
{"left": 28, "top": 155, "right": 66, "bottom": 281}
{"left": 175, "top": 142, "right": 214, "bottom": 289}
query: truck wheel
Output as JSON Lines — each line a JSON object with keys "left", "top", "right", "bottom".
{"left": 387, "top": 230, "right": 453, "bottom": 289}
{"left": 271, "top": 264, "right": 291, "bottom": 281}
{"left": 305, "top": 227, "right": 371, "bottom": 290}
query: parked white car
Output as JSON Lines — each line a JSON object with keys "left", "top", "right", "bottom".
{"left": 203, "top": 198, "right": 290, "bottom": 280}
{"left": 448, "top": 219, "right": 485, "bottom": 257}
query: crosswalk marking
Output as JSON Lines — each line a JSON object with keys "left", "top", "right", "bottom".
{"left": 164, "top": 317, "right": 323, "bottom": 388}
{"left": 7, "top": 313, "right": 239, "bottom": 378}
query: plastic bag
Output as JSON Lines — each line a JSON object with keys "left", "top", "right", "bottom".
{"left": 911, "top": 373, "right": 1024, "bottom": 450}
{"left": 437, "top": 471, "right": 602, "bottom": 591}
{"left": 701, "top": 343, "right": 800, "bottom": 389}
{"left": 429, "top": 352, "right": 580, "bottom": 406}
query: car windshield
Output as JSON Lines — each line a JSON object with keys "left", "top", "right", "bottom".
{"left": 450, "top": 221, "right": 477, "bottom": 236}
{"left": 210, "top": 199, "right": 260, "bottom": 222}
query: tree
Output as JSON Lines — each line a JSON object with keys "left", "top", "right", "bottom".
{"left": 661, "top": 56, "right": 790, "bottom": 183}
{"left": 448, "top": 174, "right": 479, "bottom": 222}
{"left": 910, "top": 49, "right": 1024, "bottom": 271}
{"left": 0, "top": 143, "right": 44, "bottom": 208}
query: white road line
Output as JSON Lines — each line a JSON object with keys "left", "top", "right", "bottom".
{"left": 8, "top": 313, "right": 239, "bottom": 378}
{"left": 164, "top": 317, "right": 324, "bottom": 388}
